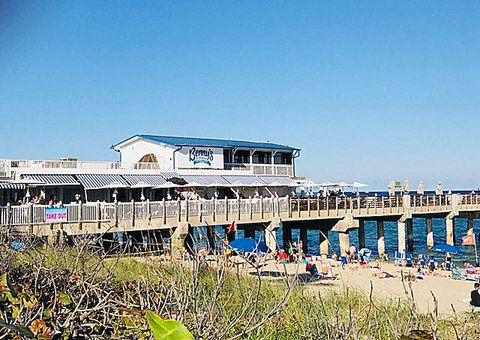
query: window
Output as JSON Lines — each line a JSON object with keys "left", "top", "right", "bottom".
{"left": 274, "top": 152, "right": 292, "bottom": 165}
{"left": 233, "top": 150, "right": 250, "bottom": 164}
{"left": 252, "top": 151, "right": 272, "bottom": 164}
{"left": 223, "top": 149, "right": 232, "bottom": 163}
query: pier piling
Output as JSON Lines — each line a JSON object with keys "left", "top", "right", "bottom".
{"left": 426, "top": 218, "right": 434, "bottom": 248}
{"left": 300, "top": 228, "right": 308, "bottom": 254}
{"left": 358, "top": 219, "right": 366, "bottom": 249}
{"left": 319, "top": 229, "right": 329, "bottom": 258}
{"left": 406, "top": 219, "right": 414, "bottom": 251}
{"left": 338, "top": 231, "right": 350, "bottom": 257}
{"left": 397, "top": 220, "right": 406, "bottom": 252}
{"left": 377, "top": 220, "right": 385, "bottom": 255}
{"left": 446, "top": 216, "right": 455, "bottom": 245}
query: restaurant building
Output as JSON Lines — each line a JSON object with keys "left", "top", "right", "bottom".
{"left": 0, "top": 134, "right": 302, "bottom": 205}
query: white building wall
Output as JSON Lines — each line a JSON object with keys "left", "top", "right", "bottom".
{"left": 175, "top": 147, "right": 224, "bottom": 170}
{"left": 117, "top": 139, "right": 175, "bottom": 170}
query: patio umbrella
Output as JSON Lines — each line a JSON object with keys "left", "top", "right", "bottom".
{"left": 431, "top": 244, "right": 461, "bottom": 254}
{"left": 228, "top": 238, "right": 270, "bottom": 254}
{"left": 388, "top": 180, "right": 395, "bottom": 196}
{"left": 417, "top": 180, "right": 425, "bottom": 195}
{"left": 403, "top": 180, "right": 409, "bottom": 194}
{"left": 436, "top": 181, "right": 443, "bottom": 195}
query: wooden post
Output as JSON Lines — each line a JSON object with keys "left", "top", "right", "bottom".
{"left": 198, "top": 199, "right": 203, "bottom": 223}
{"left": 317, "top": 196, "right": 320, "bottom": 216}
{"left": 249, "top": 197, "right": 253, "bottom": 220}
{"left": 237, "top": 197, "right": 241, "bottom": 221}
{"left": 162, "top": 198, "right": 166, "bottom": 225}
{"left": 260, "top": 196, "right": 264, "bottom": 219}
{"left": 114, "top": 200, "right": 119, "bottom": 228}
{"left": 225, "top": 197, "right": 228, "bottom": 221}
{"left": 6, "top": 203, "right": 11, "bottom": 227}
{"left": 185, "top": 198, "right": 189, "bottom": 223}
{"left": 97, "top": 201, "right": 102, "bottom": 229}
{"left": 28, "top": 203, "right": 33, "bottom": 234}
{"left": 297, "top": 198, "right": 300, "bottom": 217}
{"left": 287, "top": 195, "right": 292, "bottom": 218}
{"left": 213, "top": 197, "right": 216, "bottom": 223}
{"left": 146, "top": 199, "right": 151, "bottom": 222}
{"left": 307, "top": 196, "right": 311, "bottom": 217}
{"left": 177, "top": 198, "right": 181, "bottom": 223}
{"left": 78, "top": 201, "right": 83, "bottom": 230}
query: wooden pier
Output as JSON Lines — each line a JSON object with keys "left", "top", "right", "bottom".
{"left": 1, "top": 193, "right": 480, "bottom": 256}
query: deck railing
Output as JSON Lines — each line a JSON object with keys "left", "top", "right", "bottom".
{"left": 0, "top": 194, "right": 477, "bottom": 227}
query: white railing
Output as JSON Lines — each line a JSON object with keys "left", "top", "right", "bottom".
{"left": 0, "top": 194, "right": 478, "bottom": 227}
{"left": 1, "top": 159, "right": 161, "bottom": 174}
{"left": 224, "top": 163, "right": 293, "bottom": 176}
{"left": 1, "top": 159, "right": 294, "bottom": 176}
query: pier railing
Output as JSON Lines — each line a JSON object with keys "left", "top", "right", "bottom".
{"left": 1, "top": 194, "right": 479, "bottom": 229}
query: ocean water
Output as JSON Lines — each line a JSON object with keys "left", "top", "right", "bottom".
{"left": 192, "top": 218, "right": 480, "bottom": 263}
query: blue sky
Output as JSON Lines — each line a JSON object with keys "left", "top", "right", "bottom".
{"left": 1, "top": 1, "right": 479, "bottom": 190}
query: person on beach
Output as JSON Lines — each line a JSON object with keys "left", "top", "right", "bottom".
{"left": 348, "top": 243, "right": 357, "bottom": 263}
{"left": 470, "top": 282, "right": 480, "bottom": 307}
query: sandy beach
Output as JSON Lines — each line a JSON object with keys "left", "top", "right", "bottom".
{"left": 255, "top": 260, "right": 478, "bottom": 315}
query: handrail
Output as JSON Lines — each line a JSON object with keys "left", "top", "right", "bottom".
{"left": 1, "top": 194, "right": 478, "bottom": 227}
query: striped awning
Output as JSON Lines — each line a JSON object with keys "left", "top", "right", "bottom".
{"left": 22, "top": 174, "right": 80, "bottom": 186}
{"left": 0, "top": 181, "right": 25, "bottom": 190}
{"left": 182, "top": 175, "right": 230, "bottom": 187}
{"left": 160, "top": 171, "right": 180, "bottom": 180}
{"left": 122, "top": 174, "right": 167, "bottom": 187}
{"left": 257, "top": 176, "right": 296, "bottom": 186}
{"left": 76, "top": 174, "right": 130, "bottom": 190}
{"left": 222, "top": 175, "right": 267, "bottom": 187}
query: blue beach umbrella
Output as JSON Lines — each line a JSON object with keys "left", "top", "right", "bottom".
{"left": 228, "top": 238, "right": 270, "bottom": 254}
{"left": 431, "top": 244, "right": 462, "bottom": 254}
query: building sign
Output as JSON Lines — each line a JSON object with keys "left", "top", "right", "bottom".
{"left": 45, "top": 207, "right": 68, "bottom": 223}
{"left": 188, "top": 147, "right": 214, "bottom": 166}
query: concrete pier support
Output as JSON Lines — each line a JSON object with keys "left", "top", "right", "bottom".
{"left": 446, "top": 217, "right": 455, "bottom": 245}
{"left": 171, "top": 222, "right": 190, "bottom": 258}
{"left": 319, "top": 229, "right": 329, "bottom": 258}
{"left": 338, "top": 231, "right": 350, "bottom": 257}
{"left": 265, "top": 218, "right": 281, "bottom": 252}
{"left": 206, "top": 225, "right": 216, "bottom": 254}
{"left": 406, "top": 219, "right": 414, "bottom": 251}
{"left": 377, "top": 221, "right": 385, "bottom": 256}
{"left": 358, "top": 220, "right": 366, "bottom": 249}
{"left": 300, "top": 228, "right": 308, "bottom": 255}
{"left": 282, "top": 225, "right": 292, "bottom": 249}
{"left": 426, "top": 218, "right": 434, "bottom": 248}
{"left": 467, "top": 215, "right": 474, "bottom": 236}
{"left": 397, "top": 220, "right": 406, "bottom": 252}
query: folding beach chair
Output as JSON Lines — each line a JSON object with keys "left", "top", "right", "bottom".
{"left": 451, "top": 267, "right": 462, "bottom": 280}
{"left": 405, "top": 253, "right": 413, "bottom": 267}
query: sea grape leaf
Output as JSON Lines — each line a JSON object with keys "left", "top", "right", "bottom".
{"left": 58, "top": 292, "right": 72, "bottom": 306}
{"left": 145, "top": 310, "right": 194, "bottom": 340}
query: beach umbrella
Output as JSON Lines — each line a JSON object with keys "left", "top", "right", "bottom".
{"left": 228, "top": 238, "right": 270, "bottom": 254}
{"left": 431, "top": 243, "right": 461, "bottom": 254}
{"left": 417, "top": 180, "right": 425, "bottom": 195}
{"left": 388, "top": 180, "right": 395, "bottom": 196}
{"left": 403, "top": 180, "right": 409, "bottom": 193}
{"left": 436, "top": 181, "right": 443, "bottom": 195}
{"left": 351, "top": 182, "right": 368, "bottom": 189}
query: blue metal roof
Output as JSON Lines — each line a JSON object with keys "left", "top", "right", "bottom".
{"left": 114, "top": 134, "right": 300, "bottom": 151}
